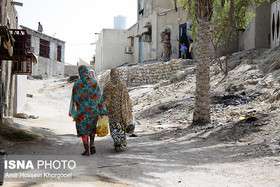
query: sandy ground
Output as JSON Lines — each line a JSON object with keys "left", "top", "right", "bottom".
{"left": 2, "top": 61, "right": 280, "bottom": 187}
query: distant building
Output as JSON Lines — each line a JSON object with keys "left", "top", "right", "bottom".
{"left": 95, "top": 29, "right": 129, "bottom": 73}
{"left": 95, "top": 0, "right": 190, "bottom": 73}
{"left": 21, "top": 26, "right": 65, "bottom": 78}
{"left": 114, "top": 15, "right": 127, "bottom": 30}
{"left": 126, "top": 0, "right": 189, "bottom": 64}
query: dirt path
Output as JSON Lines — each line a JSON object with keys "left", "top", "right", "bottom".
{"left": 3, "top": 79, "right": 280, "bottom": 187}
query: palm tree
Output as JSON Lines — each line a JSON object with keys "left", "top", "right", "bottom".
{"left": 192, "top": 0, "right": 214, "bottom": 125}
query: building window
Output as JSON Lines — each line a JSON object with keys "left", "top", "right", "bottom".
{"left": 129, "top": 37, "right": 134, "bottom": 47}
{"left": 57, "top": 45, "right": 62, "bottom": 62}
{"left": 39, "top": 39, "right": 50, "bottom": 58}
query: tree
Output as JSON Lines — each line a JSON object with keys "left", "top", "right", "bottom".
{"left": 192, "top": 0, "right": 214, "bottom": 125}
{"left": 178, "top": 0, "right": 268, "bottom": 125}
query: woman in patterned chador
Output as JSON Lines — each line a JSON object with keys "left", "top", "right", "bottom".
{"left": 103, "top": 68, "right": 133, "bottom": 152}
{"left": 69, "top": 65, "right": 107, "bottom": 156}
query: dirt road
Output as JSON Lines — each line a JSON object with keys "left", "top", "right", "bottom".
{"left": 3, "top": 79, "right": 280, "bottom": 187}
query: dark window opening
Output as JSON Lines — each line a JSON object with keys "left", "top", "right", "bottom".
{"left": 142, "top": 26, "right": 152, "bottom": 42}
{"left": 139, "top": 9, "right": 144, "bottom": 16}
{"left": 39, "top": 39, "right": 50, "bottom": 58}
{"left": 130, "top": 37, "right": 134, "bottom": 47}
{"left": 57, "top": 45, "right": 62, "bottom": 62}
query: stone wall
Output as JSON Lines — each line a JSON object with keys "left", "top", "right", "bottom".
{"left": 117, "top": 59, "right": 193, "bottom": 87}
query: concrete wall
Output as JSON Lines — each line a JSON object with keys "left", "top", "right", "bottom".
{"left": 64, "top": 65, "right": 78, "bottom": 76}
{"left": 95, "top": 29, "right": 130, "bottom": 73}
{"left": 14, "top": 75, "right": 27, "bottom": 114}
{"left": 126, "top": 24, "right": 139, "bottom": 65}
{"left": 256, "top": 3, "right": 271, "bottom": 48}
{"left": 22, "top": 26, "right": 65, "bottom": 78}
{"left": 240, "top": 3, "right": 272, "bottom": 51}
{"left": 153, "top": 0, "right": 175, "bottom": 11}
{"left": 137, "top": 12, "right": 158, "bottom": 63}
{"left": 241, "top": 18, "right": 256, "bottom": 50}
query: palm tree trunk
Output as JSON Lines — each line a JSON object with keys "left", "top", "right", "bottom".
{"left": 192, "top": 21, "right": 213, "bottom": 125}
{"left": 192, "top": 0, "right": 214, "bottom": 125}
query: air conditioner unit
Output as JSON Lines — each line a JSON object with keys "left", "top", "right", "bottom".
{"left": 125, "top": 46, "right": 133, "bottom": 54}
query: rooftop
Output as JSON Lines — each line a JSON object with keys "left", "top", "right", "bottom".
{"left": 20, "top": 25, "right": 66, "bottom": 43}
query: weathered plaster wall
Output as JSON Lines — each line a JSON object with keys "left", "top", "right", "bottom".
{"left": 157, "top": 8, "right": 188, "bottom": 59}
{"left": 255, "top": 3, "right": 271, "bottom": 48}
{"left": 95, "top": 29, "right": 130, "bottom": 73}
{"left": 240, "top": 3, "right": 272, "bottom": 51}
{"left": 14, "top": 75, "right": 27, "bottom": 114}
{"left": 126, "top": 24, "right": 139, "bottom": 65}
{"left": 23, "top": 27, "right": 65, "bottom": 78}
{"left": 64, "top": 65, "right": 78, "bottom": 76}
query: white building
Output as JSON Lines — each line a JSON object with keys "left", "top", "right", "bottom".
{"left": 127, "top": 0, "right": 189, "bottom": 64}
{"left": 21, "top": 26, "right": 65, "bottom": 78}
{"left": 95, "top": 29, "right": 130, "bottom": 73}
{"left": 114, "top": 15, "right": 127, "bottom": 30}
{"left": 95, "top": 0, "right": 190, "bottom": 73}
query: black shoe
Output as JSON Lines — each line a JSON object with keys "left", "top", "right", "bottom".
{"left": 115, "top": 145, "right": 126, "bottom": 152}
{"left": 115, "top": 146, "right": 122, "bottom": 153}
{"left": 129, "top": 134, "right": 138, "bottom": 138}
{"left": 81, "top": 144, "right": 90, "bottom": 156}
{"left": 90, "top": 146, "right": 96, "bottom": 154}
{"left": 81, "top": 149, "right": 90, "bottom": 156}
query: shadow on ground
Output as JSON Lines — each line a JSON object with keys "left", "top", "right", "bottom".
{"left": 2, "top": 117, "right": 278, "bottom": 187}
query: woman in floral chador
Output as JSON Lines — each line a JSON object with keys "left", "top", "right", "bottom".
{"left": 103, "top": 69, "right": 133, "bottom": 152}
{"left": 69, "top": 65, "right": 107, "bottom": 156}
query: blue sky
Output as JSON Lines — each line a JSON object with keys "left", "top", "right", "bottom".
{"left": 16, "top": 0, "right": 137, "bottom": 64}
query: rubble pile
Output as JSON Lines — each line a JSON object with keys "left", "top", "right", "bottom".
{"left": 129, "top": 48, "right": 280, "bottom": 153}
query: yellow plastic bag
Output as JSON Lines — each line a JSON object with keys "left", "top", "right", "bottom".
{"left": 96, "top": 116, "right": 109, "bottom": 137}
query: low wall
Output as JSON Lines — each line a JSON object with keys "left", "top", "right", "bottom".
{"left": 32, "top": 57, "right": 64, "bottom": 78}
{"left": 64, "top": 65, "right": 78, "bottom": 77}
{"left": 117, "top": 59, "right": 193, "bottom": 87}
